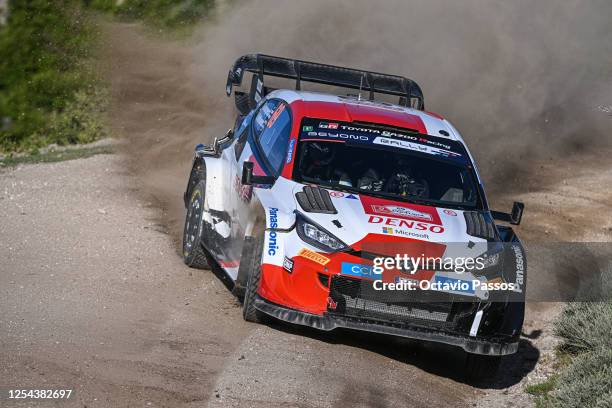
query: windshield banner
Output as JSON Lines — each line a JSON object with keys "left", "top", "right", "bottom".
{"left": 299, "top": 118, "right": 467, "bottom": 164}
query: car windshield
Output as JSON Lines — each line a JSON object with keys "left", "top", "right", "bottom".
{"left": 294, "top": 118, "right": 481, "bottom": 209}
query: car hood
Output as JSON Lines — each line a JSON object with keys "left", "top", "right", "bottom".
{"left": 290, "top": 183, "right": 489, "bottom": 257}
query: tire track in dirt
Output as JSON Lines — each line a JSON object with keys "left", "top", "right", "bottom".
{"left": 0, "top": 155, "right": 250, "bottom": 407}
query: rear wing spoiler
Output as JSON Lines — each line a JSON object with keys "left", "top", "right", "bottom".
{"left": 225, "top": 54, "right": 425, "bottom": 115}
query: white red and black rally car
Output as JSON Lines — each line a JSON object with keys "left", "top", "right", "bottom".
{"left": 182, "top": 54, "right": 526, "bottom": 380}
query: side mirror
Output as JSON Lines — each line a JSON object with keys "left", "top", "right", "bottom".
{"left": 214, "top": 128, "right": 234, "bottom": 149}
{"left": 491, "top": 201, "right": 525, "bottom": 225}
{"left": 241, "top": 161, "right": 275, "bottom": 186}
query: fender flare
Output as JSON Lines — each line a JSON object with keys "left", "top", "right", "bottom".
{"left": 184, "top": 158, "right": 206, "bottom": 208}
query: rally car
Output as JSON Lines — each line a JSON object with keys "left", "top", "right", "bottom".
{"left": 182, "top": 54, "right": 527, "bottom": 380}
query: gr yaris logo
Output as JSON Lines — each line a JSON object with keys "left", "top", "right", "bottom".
{"left": 370, "top": 205, "right": 433, "bottom": 222}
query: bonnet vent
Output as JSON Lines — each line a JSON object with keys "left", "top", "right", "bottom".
{"left": 296, "top": 186, "right": 337, "bottom": 214}
{"left": 464, "top": 211, "right": 496, "bottom": 240}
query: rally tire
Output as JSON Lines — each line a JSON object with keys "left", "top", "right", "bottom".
{"left": 182, "top": 180, "right": 210, "bottom": 269}
{"left": 464, "top": 354, "right": 502, "bottom": 382}
{"left": 242, "top": 235, "right": 266, "bottom": 323}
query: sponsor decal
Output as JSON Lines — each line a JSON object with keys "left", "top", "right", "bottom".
{"left": 304, "top": 131, "right": 369, "bottom": 141}
{"left": 345, "top": 194, "right": 359, "bottom": 200}
{"left": 286, "top": 138, "right": 296, "bottom": 164}
{"left": 361, "top": 196, "right": 441, "bottom": 225}
{"left": 371, "top": 204, "right": 433, "bottom": 221}
{"left": 372, "top": 136, "right": 462, "bottom": 158}
{"left": 341, "top": 262, "right": 377, "bottom": 280}
{"left": 443, "top": 209, "right": 457, "bottom": 216}
{"left": 327, "top": 297, "right": 338, "bottom": 310}
{"left": 298, "top": 248, "right": 330, "bottom": 266}
{"left": 267, "top": 208, "right": 279, "bottom": 256}
{"left": 299, "top": 118, "right": 467, "bottom": 164}
{"left": 283, "top": 256, "right": 294, "bottom": 273}
{"left": 268, "top": 207, "right": 278, "bottom": 228}
{"left": 337, "top": 123, "right": 454, "bottom": 150}
{"left": 233, "top": 175, "right": 253, "bottom": 203}
{"left": 391, "top": 229, "right": 430, "bottom": 240}
{"left": 512, "top": 244, "right": 524, "bottom": 293}
{"left": 329, "top": 191, "right": 345, "bottom": 198}
{"left": 267, "top": 103, "right": 286, "bottom": 128}
{"left": 369, "top": 215, "right": 445, "bottom": 233}
{"left": 382, "top": 227, "right": 393, "bottom": 234}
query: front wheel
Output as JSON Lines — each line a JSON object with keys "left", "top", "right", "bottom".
{"left": 464, "top": 353, "right": 502, "bottom": 382}
{"left": 182, "top": 180, "right": 210, "bottom": 269}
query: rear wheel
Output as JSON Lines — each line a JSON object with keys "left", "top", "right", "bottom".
{"left": 182, "top": 179, "right": 209, "bottom": 269}
{"left": 465, "top": 353, "right": 502, "bottom": 382}
{"left": 242, "top": 235, "right": 266, "bottom": 323}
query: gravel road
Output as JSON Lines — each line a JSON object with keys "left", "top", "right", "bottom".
{"left": 1, "top": 17, "right": 610, "bottom": 408}
{"left": 0, "top": 155, "right": 249, "bottom": 407}
{"left": 0, "top": 155, "right": 481, "bottom": 407}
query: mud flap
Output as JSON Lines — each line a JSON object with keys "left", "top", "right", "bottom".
{"left": 232, "top": 236, "right": 256, "bottom": 299}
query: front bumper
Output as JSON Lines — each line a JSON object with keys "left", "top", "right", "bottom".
{"left": 254, "top": 294, "right": 519, "bottom": 356}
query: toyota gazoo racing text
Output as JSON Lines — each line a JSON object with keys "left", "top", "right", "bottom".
{"left": 182, "top": 54, "right": 527, "bottom": 380}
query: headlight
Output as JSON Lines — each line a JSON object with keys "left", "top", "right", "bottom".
{"left": 296, "top": 214, "right": 348, "bottom": 252}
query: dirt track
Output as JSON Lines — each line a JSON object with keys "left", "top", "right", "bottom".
{"left": 1, "top": 19, "right": 611, "bottom": 408}
{"left": 0, "top": 153, "right": 476, "bottom": 407}
{"left": 3, "top": 142, "right": 611, "bottom": 408}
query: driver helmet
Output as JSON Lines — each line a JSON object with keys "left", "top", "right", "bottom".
{"left": 306, "top": 142, "right": 335, "bottom": 166}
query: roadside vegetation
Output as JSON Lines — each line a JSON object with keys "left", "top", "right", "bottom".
{"left": 0, "top": 0, "right": 215, "bottom": 157}
{"left": 85, "top": 0, "right": 216, "bottom": 29}
{"left": 528, "top": 299, "right": 612, "bottom": 407}
{"left": 0, "top": 0, "right": 108, "bottom": 153}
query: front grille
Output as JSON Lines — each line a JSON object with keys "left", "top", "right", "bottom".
{"left": 328, "top": 275, "right": 477, "bottom": 329}
{"left": 340, "top": 294, "right": 448, "bottom": 322}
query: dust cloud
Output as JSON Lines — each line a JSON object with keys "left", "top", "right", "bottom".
{"left": 104, "top": 0, "right": 612, "bottom": 242}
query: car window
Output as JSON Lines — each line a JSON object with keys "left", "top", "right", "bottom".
{"left": 234, "top": 111, "right": 254, "bottom": 161}
{"left": 235, "top": 110, "right": 253, "bottom": 135}
{"left": 234, "top": 127, "right": 249, "bottom": 161}
{"left": 253, "top": 99, "right": 292, "bottom": 175}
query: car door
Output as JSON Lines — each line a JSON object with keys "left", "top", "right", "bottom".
{"left": 231, "top": 97, "right": 292, "bottom": 236}
{"left": 214, "top": 98, "right": 290, "bottom": 271}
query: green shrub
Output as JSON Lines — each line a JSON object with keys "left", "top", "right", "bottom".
{"left": 45, "top": 87, "right": 109, "bottom": 146}
{"left": 526, "top": 375, "right": 558, "bottom": 396}
{"left": 0, "top": 0, "right": 101, "bottom": 152}
{"left": 550, "top": 348, "right": 612, "bottom": 408}
{"left": 86, "top": 0, "right": 216, "bottom": 28}
{"left": 554, "top": 301, "right": 612, "bottom": 353}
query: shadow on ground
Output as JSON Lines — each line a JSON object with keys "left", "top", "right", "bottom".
{"left": 205, "top": 258, "right": 539, "bottom": 389}
{"left": 258, "top": 312, "right": 539, "bottom": 389}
